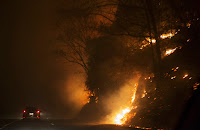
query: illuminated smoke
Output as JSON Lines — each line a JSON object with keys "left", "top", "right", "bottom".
{"left": 61, "top": 73, "right": 90, "bottom": 117}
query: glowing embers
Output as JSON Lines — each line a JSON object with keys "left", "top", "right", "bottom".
{"left": 88, "top": 90, "right": 95, "bottom": 97}
{"left": 171, "top": 76, "right": 176, "bottom": 80}
{"left": 193, "top": 83, "right": 200, "bottom": 90}
{"left": 187, "top": 23, "right": 191, "bottom": 28}
{"left": 172, "top": 67, "right": 179, "bottom": 72}
{"left": 141, "top": 90, "right": 147, "bottom": 98}
{"left": 146, "top": 38, "right": 156, "bottom": 44}
{"left": 140, "top": 38, "right": 156, "bottom": 50}
{"left": 87, "top": 90, "right": 98, "bottom": 103}
{"left": 183, "top": 74, "right": 189, "bottom": 79}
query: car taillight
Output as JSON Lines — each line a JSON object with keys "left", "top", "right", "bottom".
{"left": 23, "top": 110, "right": 26, "bottom": 113}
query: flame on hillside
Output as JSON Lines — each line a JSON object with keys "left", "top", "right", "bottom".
{"left": 163, "top": 46, "right": 182, "bottom": 58}
{"left": 114, "top": 83, "right": 138, "bottom": 125}
{"left": 114, "top": 84, "right": 138, "bottom": 125}
{"left": 165, "top": 48, "right": 177, "bottom": 56}
{"left": 102, "top": 78, "right": 139, "bottom": 125}
{"left": 140, "top": 30, "right": 178, "bottom": 50}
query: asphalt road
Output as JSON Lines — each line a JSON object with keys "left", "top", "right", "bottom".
{"left": 0, "top": 119, "right": 147, "bottom": 130}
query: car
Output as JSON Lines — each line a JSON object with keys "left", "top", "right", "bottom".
{"left": 23, "top": 106, "right": 40, "bottom": 119}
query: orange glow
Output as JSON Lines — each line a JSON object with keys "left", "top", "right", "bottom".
{"left": 193, "top": 83, "right": 199, "bottom": 90}
{"left": 160, "top": 29, "right": 177, "bottom": 39}
{"left": 172, "top": 67, "right": 179, "bottom": 72}
{"left": 183, "top": 74, "right": 188, "bottom": 79}
{"left": 165, "top": 48, "right": 177, "bottom": 56}
{"left": 141, "top": 93, "right": 146, "bottom": 98}
{"left": 88, "top": 90, "right": 95, "bottom": 97}
{"left": 114, "top": 107, "right": 131, "bottom": 125}
{"left": 131, "top": 84, "right": 137, "bottom": 102}
{"left": 140, "top": 42, "right": 150, "bottom": 49}
{"left": 163, "top": 47, "right": 182, "bottom": 58}
{"left": 146, "top": 38, "right": 156, "bottom": 44}
{"left": 141, "top": 90, "right": 147, "bottom": 98}
{"left": 135, "top": 126, "right": 141, "bottom": 129}
{"left": 87, "top": 90, "right": 98, "bottom": 103}
{"left": 171, "top": 76, "right": 176, "bottom": 80}
{"left": 160, "top": 33, "right": 174, "bottom": 39}
{"left": 187, "top": 23, "right": 191, "bottom": 28}
{"left": 113, "top": 83, "right": 138, "bottom": 125}
{"left": 141, "top": 30, "right": 178, "bottom": 50}
{"left": 140, "top": 38, "right": 156, "bottom": 49}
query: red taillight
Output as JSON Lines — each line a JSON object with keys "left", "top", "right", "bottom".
{"left": 37, "top": 110, "right": 40, "bottom": 113}
{"left": 23, "top": 117, "right": 25, "bottom": 118}
{"left": 23, "top": 110, "right": 26, "bottom": 113}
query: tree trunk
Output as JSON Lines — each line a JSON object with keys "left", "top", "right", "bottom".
{"left": 145, "top": 0, "right": 162, "bottom": 97}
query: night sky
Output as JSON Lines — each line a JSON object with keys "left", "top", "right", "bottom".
{"left": 0, "top": 0, "right": 69, "bottom": 118}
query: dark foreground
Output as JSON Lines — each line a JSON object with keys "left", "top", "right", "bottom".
{"left": 0, "top": 119, "right": 152, "bottom": 130}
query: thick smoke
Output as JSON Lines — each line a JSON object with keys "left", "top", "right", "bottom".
{"left": 53, "top": 61, "right": 90, "bottom": 118}
{"left": 62, "top": 73, "right": 89, "bottom": 117}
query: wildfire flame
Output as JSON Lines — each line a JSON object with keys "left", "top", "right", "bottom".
{"left": 146, "top": 38, "right": 156, "bottom": 44}
{"left": 160, "top": 32, "right": 174, "bottom": 39}
{"left": 114, "top": 107, "right": 131, "bottom": 125}
{"left": 165, "top": 48, "right": 177, "bottom": 56}
{"left": 140, "top": 30, "right": 178, "bottom": 50}
{"left": 114, "top": 83, "right": 138, "bottom": 125}
{"left": 131, "top": 85, "right": 137, "bottom": 102}
{"left": 163, "top": 46, "right": 182, "bottom": 58}
{"left": 140, "top": 38, "right": 156, "bottom": 49}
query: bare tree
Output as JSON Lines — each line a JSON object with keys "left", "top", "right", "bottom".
{"left": 56, "top": 18, "right": 100, "bottom": 73}
{"left": 55, "top": 0, "right": 117, "bottom": 73}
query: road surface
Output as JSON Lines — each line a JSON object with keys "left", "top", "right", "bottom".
{"left": 0, "top": 119, "right": 150, "bottom": 130}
